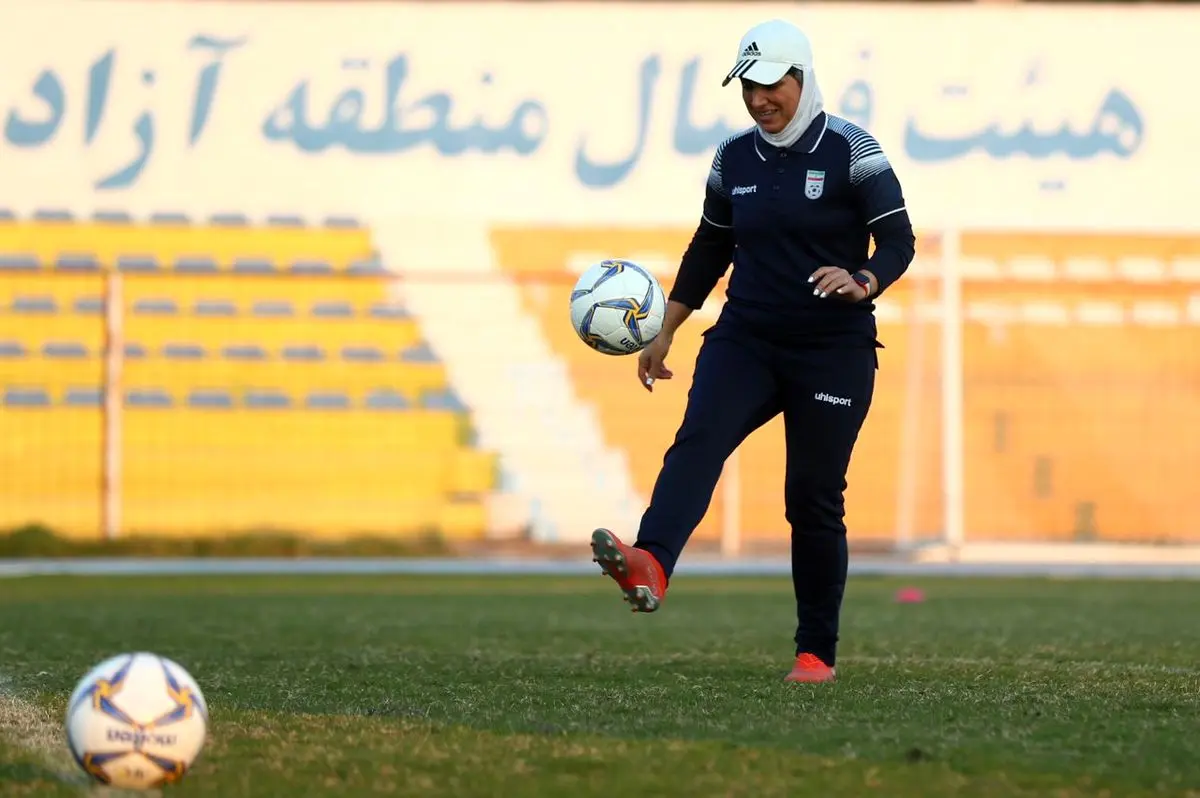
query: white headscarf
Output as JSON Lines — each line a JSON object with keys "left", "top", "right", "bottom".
{"left": 756, "top": 65, "right": 825, "bottom": 149}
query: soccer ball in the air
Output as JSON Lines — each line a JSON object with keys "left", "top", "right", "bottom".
{"left": 65, "top": 652, "right": 208, "bottom": 789}
{"left": 569, "top": 259, "right": 666, "bottom": 355}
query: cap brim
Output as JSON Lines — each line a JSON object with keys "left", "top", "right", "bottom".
{"left": 721, "top": 59, "right": 791, "bottom": 87}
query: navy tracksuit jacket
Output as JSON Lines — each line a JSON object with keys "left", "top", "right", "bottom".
{"left": 633, "top": 112, "right": 916, "bottom": 664}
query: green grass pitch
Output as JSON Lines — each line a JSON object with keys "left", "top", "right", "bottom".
{"left": 0, "top": 573, "right": 1197, "bottom": 796}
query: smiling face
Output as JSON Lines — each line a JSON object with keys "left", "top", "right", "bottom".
{"left": 740, "top": 70, "right": 802, "bottom": 134}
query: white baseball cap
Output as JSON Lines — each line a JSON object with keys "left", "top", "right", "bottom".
{"left": 721, "top": 19, "right": 815, "bottom": 87}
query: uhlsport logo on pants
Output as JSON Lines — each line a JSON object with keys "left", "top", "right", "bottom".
{"left": 814, "top": 392, "right": 852, "bottom": 407}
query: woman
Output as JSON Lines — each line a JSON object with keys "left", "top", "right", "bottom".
{"left": 590, "top": 17, "right": 916, "bottom": 683}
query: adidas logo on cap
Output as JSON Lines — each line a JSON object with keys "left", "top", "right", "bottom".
{"left": 741, "top": 40, "right": 761, "bottom": 57}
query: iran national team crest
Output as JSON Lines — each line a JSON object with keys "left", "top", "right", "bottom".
{"left": 804, "top": 170, "right": 825, "bottom": 200}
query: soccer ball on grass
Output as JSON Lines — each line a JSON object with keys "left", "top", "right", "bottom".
{"left": 65, "top": 652, "right": 208, "bottom": 789}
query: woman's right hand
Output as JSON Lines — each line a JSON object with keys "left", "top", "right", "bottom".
{"left": 637, "top": 333, "right": 674, "bottom": 392}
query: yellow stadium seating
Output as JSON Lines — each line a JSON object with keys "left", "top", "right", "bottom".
{"left": 0, "top": 273, "right": 106, "bottom": 349}
{"left": 0, "top": 356, "right": 104, "bottom": 390}
{"left": 122, "top": 273, "right": 388, "bottom": 309}
{"left": 957, "top": 312, "right": 1199, "bottom": 542}
{"left": 0, "top": 219, "right": 375, "bottom": 270}
{"left": 0, "top": 406, "right": 103, "bottom": 533}
{"left": 962, "top": 231, "right": 1200, "bottom": 264}
{"left": 0, "top": 216, "right": 497, "bottom": 541}
{"left": 118, "top": 408, "right": 482, "bottom": 536}
{"left": 123, "top": 358, "right": 448, "bottom": 397}
{"left": 0, "top": 272, "right": 106, "bottom": 306}
{"left": 8, "top": 213, "right": 1197, "bottom": 546}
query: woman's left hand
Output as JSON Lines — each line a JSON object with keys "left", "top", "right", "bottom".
{"left": 808, "top": 266, "right": 867, "bottom": 302}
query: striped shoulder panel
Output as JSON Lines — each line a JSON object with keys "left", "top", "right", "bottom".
{"left": 826, "top": 115, "right": 892, "bottom": 185}
{"left": 707, "top": 126, "right": 757, "bottom": 197}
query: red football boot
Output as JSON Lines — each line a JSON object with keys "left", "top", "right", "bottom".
{"left": 590, "top": 528, "right": 667, "bottom": 612}
{"left": 784, "top": 653, "right": 837, "bottom": 683}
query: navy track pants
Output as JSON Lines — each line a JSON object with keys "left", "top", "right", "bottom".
{"left": 633, "top": 323, "right": 876, "bottom": 665}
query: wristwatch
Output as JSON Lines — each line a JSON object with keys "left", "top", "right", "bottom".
{"left": 851, "top": 271, "right": 872, "bottom": 298}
